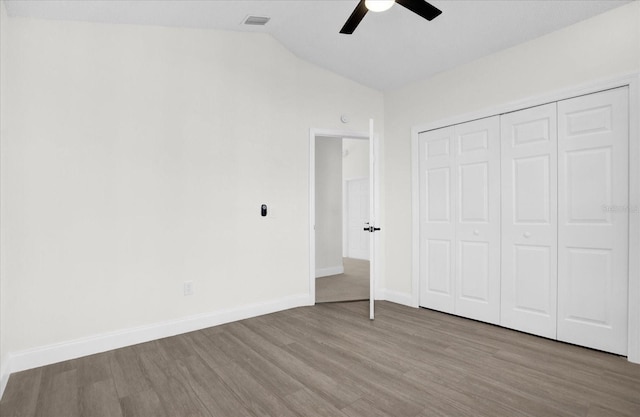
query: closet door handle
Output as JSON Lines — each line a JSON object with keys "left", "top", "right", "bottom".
{"left": 473, "top": 229, "right": 480, "bottom": 236}
{"left": 523, "top": 232, "right": 532, "bottom": 238}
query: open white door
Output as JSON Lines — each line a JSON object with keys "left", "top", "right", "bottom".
{"left": 346, "top": 178, "right": 370, "bottom": 260}
{"left": 368, "top": 119, "right": 379, "bottom": 320}
{"left": 309, "top": 125, "right": 379, "bottom": 319}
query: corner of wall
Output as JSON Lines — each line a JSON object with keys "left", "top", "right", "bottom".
{"left": 0, "top": 0, "right": 9, "bottom": 402}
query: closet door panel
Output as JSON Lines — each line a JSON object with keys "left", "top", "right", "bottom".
{"left": 459, "top": 241, "right": 489, "bottom": 301}
{"left": 513, "top": 245, "right": 552, "bottom": 312}
{"left": 565, "top": 148, "right": 612, "bottom": 223}
{"left": 514, "top": 155, "right": 550, "bottom": 223}
{"left": 454, "top": 117, "right": 501, "bottom": 324}
{"left": 557, "top": 87, "right": 629, "bottom": 355}
{"left": 419, "top": 127, "right": 456, "bottom": 313}
{"left": 501, "top": 103, "right": 558, "bottom": 338}
{"left": 459, "top": 162, "right": 489, "bottom": 222}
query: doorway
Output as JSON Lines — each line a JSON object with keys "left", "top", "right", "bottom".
{"left": 309, "top": 127, "right": 379, "bottom": 310}
{"left": 315, "top": 137, "right": 370, "bottom": 303}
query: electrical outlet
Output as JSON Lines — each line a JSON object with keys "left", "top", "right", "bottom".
{"left": 183, "top": 281, "right": 194, "bottom": 296}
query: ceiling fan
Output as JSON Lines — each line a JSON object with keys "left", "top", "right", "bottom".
{"left": 340, "top": 0, "right": 442, "bottom": 34}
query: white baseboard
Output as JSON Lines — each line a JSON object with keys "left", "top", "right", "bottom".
{"left": 315, "top": 265, "right": 344, "bottom": 278}
{"left": 1, "top": 293, "right": 310, "bottom": 400}
{"left": 378, "top": 289, "right": 415, "bottom": 307}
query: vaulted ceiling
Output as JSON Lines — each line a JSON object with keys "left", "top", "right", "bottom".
{"left": 3, "top": 0, "right": 632, "bottom": 91}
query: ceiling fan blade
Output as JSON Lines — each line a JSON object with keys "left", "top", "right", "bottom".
{"left": 396, "top": 0, "right": 442, "bottom": 21}
{"left": 340, "top": 0, "right": 368, "bottom": 34}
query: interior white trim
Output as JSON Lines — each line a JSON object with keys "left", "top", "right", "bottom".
{"left": 628, "top": 73, "right": 640, "bottom": 364}
{"left": 1, "top": 293, "right": 309, "bottom": 391}
{"left": 343, "top": 178, "right": 348, "bottom": 258}
{"left": 315, "top": 265, "right": 345, "bottom": 278}
{"left": 411, "top": 123, "right": 421, "bottom": 309}
{"left": 411, "top": 72, "right": 640, "bottom": 363}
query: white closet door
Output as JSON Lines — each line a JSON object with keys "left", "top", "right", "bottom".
{"left": 454, "top": 117, "right": 501, "bottom": 324}
{"left": 557, "top": 87, "right": 629, "bottom": 355}
{"left": 500, "top": 103, "right": 558, "bottom": 338}
{"left": 419, "top": 126, "right": 456, "bottom": 313}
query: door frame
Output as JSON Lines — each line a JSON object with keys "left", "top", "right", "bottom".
{"left": 309, "top": 128, "right": 380, "bottom": 306}
{"left": 411, "top": 72, "right": 640, "bottom": 363}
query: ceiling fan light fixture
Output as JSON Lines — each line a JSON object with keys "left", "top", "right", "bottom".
{"left": 340, "top": 0, "right": 441, "bottom": 35}
{"left": 365, "top": 0, "right": 395, "bottom": 13}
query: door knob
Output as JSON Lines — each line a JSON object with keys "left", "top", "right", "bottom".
{"left": 473, "top": 229, "right": 480, "bottom": 236}
{"left": 523, "top": 232, "right": 532, "bottom": 238}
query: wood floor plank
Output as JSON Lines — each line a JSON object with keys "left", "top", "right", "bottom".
{"left": 109, "top": 346, "right": 153, "bottom": 399}
{"left": 203, "top": 328, "right": 260, "bottom": 365}
{"left": 151, "top": 371, "right": 213, "bottom": 417}
{"left": 283, "top": 328, "right": 434, "bottom": 409}
{"left": 341, "top": 397, "right": 419, "bottom": 417}
{"left": 284, "top": 388, "right": 353, "bottom": 417}
{"left": 241, "top": 313, "right": 299, "bottom": 346}
{"left": 0, "top": 368, "right": 42, "bottom": 417}
{"left": 155, "top": 333, "right": 198, "bottom": 361}
{"left": 73, "top": 351, "right": 114, "bottom": 388}
{"left": 212, "top": 362, "right": 300, "bottom": 417}
{"left": 283, "top": 341, "right": 424, "bottom": 417}
{"left": 203, "top": 327, "right": 305, "bottom": 397}
{"left": 286, "top": 310, "right": 417, "bottom": 374}
{"left": 2, "top": 301, "right": 639, "bottom": 417}
{"left": 183, "top": 330, "right": 234, "bottom": 370}
{"left": 473, "top": 351, "right": 635, "bottom": 416}
{"left": 79, "top": 380, "right": 124, "bottom": 417}
{"left": 119, "top": 389, "right": 167, "bottom": 417}
{"left": 177, "top": 355, "right": 255, "bottom": 417}
{"left": 34, "top": 368, "right": 79, "bottom": 417}
{"left": 226, "top": 321, "right": 365, "bottom": 409}
{"left": 274, "top": 315, "right": 443, "bottom": 409}
{"left": 492, "top": 348, "right": 640, "bottom": 414}
{"left": 137, "top": 349, "right": 171, "bottom": 386}
{"left": 135, "top": 344, "right": 214, "bottom": 417}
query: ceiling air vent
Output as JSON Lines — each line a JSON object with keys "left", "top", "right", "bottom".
{"left": 243, "top": 15, "right": 270, "bottom": 26}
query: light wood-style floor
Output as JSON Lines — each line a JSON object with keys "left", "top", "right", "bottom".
{"left": 2, "top": 301, "right": 639, "bottom": 417}
{"left": 315, "top": 258, "right": 369, "bottom": 303}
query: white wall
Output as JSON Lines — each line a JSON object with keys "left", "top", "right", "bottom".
{"left": 0, "top": 0, "right": 8, "bottom": 394}
{"left": 0, "top": 13, "right": 383, "bottom": 375}
{"left": 315, "top": 137, "right": 343, "bottom": 275}
{"left": 342, "top": 138, "right": 369, "bottom": 180}
{"left": 383, "top": 1, "right": 640, "bottom": 297}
